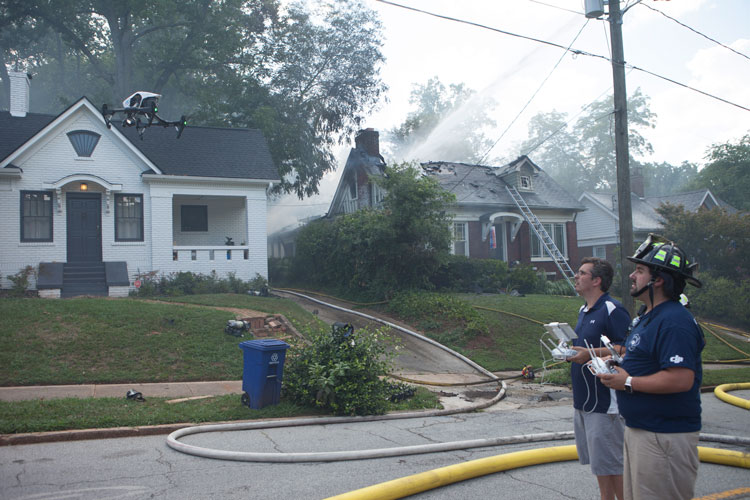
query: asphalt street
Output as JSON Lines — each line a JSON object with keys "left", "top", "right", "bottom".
{"left": 2, "top": 389, "right": 748, "bottom": 500}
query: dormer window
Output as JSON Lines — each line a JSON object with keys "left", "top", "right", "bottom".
{"left": 520, "top": 175, "right": 532, "bottom": 190}
{"left": 67, "top": 130, "right": 101, "bottom": 157}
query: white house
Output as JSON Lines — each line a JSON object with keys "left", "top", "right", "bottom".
{"left": 577, "top": 168, "right": 737, "bottom": 261}
{"left": 0, "top": 72, "right": 279, "bottom": 298}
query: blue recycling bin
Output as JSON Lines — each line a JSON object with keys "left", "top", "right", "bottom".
{"left": 238, "top": 339, "right": 290, "bottom": 409}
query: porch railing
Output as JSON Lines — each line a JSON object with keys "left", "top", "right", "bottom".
{"left": 172, "top": 245, "right": 250, "bottom": 262}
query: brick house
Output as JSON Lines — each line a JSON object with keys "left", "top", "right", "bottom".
{"left": 324, "top": 129, "right": 584, "bottom": 280}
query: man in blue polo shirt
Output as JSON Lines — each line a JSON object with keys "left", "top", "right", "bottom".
{"left": 568, "top": 257, "right": 630, "bottom": 500}
{"left": 599, "top": 235, "right": 704, "bottom": 500}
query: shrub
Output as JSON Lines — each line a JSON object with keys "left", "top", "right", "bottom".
{"left": 130, "top": 270, "right": 262, "bottom": 297}
{"left": 541, "top": 278, "right": 577, "bottom": 296}
{"left": 268, "top": 257, "right": 293, "bottom": 286}
{"left": 283, "top": 325, "right": 396, "bottom": 415}
{"left": 509, "top": 265, "right": 542, "bottom": 294}
{"left": 431, "top": 256, "right": 509, "bottom": 292}
{"left": 8, "top": 266, "right": 36, "bottom": 297}
{"left": 688, "top": 273, "right": 750, "bottom": 328}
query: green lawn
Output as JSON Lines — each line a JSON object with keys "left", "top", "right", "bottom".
{"left": 1, "top": 292, "right": 748, "bottom": 433}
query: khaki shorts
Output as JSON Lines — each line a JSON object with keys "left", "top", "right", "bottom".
{"left": 574, "top": 409, "right": 625, "bottom": 476}
{"left": 623, "top": 426, "right": 699, "bottom": 500}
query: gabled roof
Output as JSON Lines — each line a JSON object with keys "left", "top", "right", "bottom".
{"left": 0, "top": 112, "right": 56, "bottom": 164}
{"left": 579, "top": 188, "right": 738, "bottom": 233}
{"left": 0, "top": 97, "right": 278, "bottom": 181}
{"left": 326, "top": 143, "right": 386, "bottom": 217}
{"left": 422, "top": 156, "right": 584, "bottom": 211}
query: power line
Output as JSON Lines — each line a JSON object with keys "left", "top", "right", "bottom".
{"left": 639, "top": 3, "right": 750, "bottom": 62}
{"left": 375, "top": 0, "right": 750, "bottom": 113}
{"left": 478, "top": 19, "right": 590, "bottom": 165}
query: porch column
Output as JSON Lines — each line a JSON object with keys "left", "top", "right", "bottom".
{"left": 246, "top": 194, "right": 269, "bottom": 279}
{"left": 150, "top": 194, "right": 174, "bottom": 273}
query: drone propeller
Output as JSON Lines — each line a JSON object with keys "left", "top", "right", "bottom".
{"left": 175, "top": 115, "right": 188, "bottom": 139}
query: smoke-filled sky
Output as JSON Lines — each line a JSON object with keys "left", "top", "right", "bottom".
{"left": 268, "top": 0, "right": 750, "bottom": 233}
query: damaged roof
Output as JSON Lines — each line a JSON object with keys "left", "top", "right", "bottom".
{"left": 421, "top": 156, "right": 584, "bottom": 211}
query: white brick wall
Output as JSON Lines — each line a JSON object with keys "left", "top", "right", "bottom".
{"left": 1, "top": 103, "right": 272, "bottom": 291}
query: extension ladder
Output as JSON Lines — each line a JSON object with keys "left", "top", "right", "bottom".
{"left": 505, "top": 185, "right": 577, "bottom": 294}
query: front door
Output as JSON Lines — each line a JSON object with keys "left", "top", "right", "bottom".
{"left": 490, "top": 223, "right": 506, "bottom": 261}
{"left": 67, "top": 193, "right": 102, "bottom": 262}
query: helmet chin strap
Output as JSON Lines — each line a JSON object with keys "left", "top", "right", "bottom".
{"left": 631, "top": 278, "right": 655, "bottom": 300}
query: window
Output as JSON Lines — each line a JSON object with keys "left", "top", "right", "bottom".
{"left": 21, "top": 191, "right": 53, "bottom": 242}
{"left": 371, "top": 183, "right": 385, "bottom": 206}
{"left": 115, "top": 194, "right": 143, "bottom": 241}
{"left": 181, "top": 205, "right": 208, "bottom": 232}
{"left": 593, "top": 246, "right": 606, "bottom": 259}
{"left": 530, "top": 223, "right": 566, "bottom": 258}
{"left": 67, "top": 130, "right": 101, "bottom": 157}
{"left": 453, "top": 222, "right": 468, "bottom": 256}
{"left": 520, "top": 175, "right": 532, "bottom": 190}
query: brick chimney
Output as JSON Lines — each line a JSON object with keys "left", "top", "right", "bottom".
{"left": 355, "top": 128, "right": 380, "bottom": 157}
{"left": 631, "top": 165, "right": 644, "bottom": 198}
{"left": 9, "top": 71, "right": 31, "bottom": 117}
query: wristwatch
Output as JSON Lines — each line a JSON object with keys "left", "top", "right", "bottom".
{"left": 624, "top": 376, "right": 634, "bottom": 393}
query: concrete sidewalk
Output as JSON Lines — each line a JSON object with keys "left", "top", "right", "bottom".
{"left": 0, "top": 380, "right": 243, "bottom": 402}
{"left": 0, "top": 371, "right": 518, "bottom": 403}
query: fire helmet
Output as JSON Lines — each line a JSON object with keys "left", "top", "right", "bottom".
{"left": 627, "top": 233, "right": 701, "bottom": 288}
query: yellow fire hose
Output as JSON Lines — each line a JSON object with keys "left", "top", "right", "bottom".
{"left": 325, "top": 445, "right": 750, "bottom": 500}
{"left": 714, "top": 383, "right": 750, "bottom": 410}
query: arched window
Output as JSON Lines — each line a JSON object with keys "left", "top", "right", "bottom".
{"left": 67, "top": 130, "right": 101, "bottom": 157}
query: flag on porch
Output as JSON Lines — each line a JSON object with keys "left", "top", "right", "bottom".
{"left": 489, "top": 226, "right": 497, "bottom": 249}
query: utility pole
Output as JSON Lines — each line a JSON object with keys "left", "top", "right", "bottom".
{"left": 608, "top": 0, "right": 635, "bottom": 314}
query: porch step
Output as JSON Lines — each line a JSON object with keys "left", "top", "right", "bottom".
{"left": 62, "top": 262, "right": 107, "bottom": 298}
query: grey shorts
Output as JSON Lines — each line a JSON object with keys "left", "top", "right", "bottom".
{"left": 574, "top": 409, "right": 625, "bottom": 476}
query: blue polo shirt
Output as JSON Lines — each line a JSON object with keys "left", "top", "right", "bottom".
{"left": 617, "top": 300, "right": 704, "bottom": 433}
{"left": 571, "top": 293, "right": 630, "bottom": 413}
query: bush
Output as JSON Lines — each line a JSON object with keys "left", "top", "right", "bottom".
{"left": 541, "top": 277, "right": 577, "bottom": 296}
{"left": 268, "top": 257, "right": 294, "bottom": 286}
{"left": 509, "top": 265, "right": 542, "bottom": 294}
{"left": 431, "top": 256, "right": 509, "bottom": 292}
{"left": 8, "top": 266, "right": 36, "bottom": 297}
{"left": 688, "top": 273, "right": 750, "bottom": 328}
{"left": 130, "top": 270, "right": 262, "bottom": 297}
{"left": 283, "top": 325, "right": 396, "bottom": 416}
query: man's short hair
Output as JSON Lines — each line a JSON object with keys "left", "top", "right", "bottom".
{"left": 581, "top": 257, "right": 614, "bottom": 292}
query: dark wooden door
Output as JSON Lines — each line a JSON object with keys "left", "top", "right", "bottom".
{"left": 67, "top": 193, "right": 102, "bottom": 262}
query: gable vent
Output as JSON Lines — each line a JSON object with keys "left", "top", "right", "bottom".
{"left": 67, "top": 130, "right": 101, "bottom": 157}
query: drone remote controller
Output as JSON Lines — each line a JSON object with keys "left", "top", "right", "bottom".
{"left": 540, "top": 338, "right": 578, "bottom": 360}
{"left": 600, "top": 335, "right": 624, "bottom": 365}
{"left": 583, "top": 340, "right": 618, "bottom": 376}
{"left": 540, "top": 322, "right": 579, "bottom": 360}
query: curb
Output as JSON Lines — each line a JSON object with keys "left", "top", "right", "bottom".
{"left": 0, "top": 422, "right": 193, "bottom": 446}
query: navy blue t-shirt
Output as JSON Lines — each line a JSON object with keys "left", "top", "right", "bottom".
{"left": 617, "top": 300, "right": 704, "bottom": 433}
{"left": 571, "top": 293, "right": 630, "bottom": 413}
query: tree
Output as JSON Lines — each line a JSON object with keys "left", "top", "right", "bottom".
{"left": 1, "top": 0, "right": 386, "bottom": 197}
{"left": 656, "top": 204, "right": 749, "bottom": 280}
{"left": 637, "top": 160, "right": 698, "bottom": 197}
{"left": 519, "top": 88, "right": 656, "bottom": 195}
{"left": 293, "top": 163, "right": 455, "bottom": 297}
{"left": 519, "top": 110, "right": 586, "bottom": 193}
{"left": 385, "top": 77, "right": 497, "bottom": 164}
{"left": 687, "top": 133, "right": 750, "bottom": 211}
